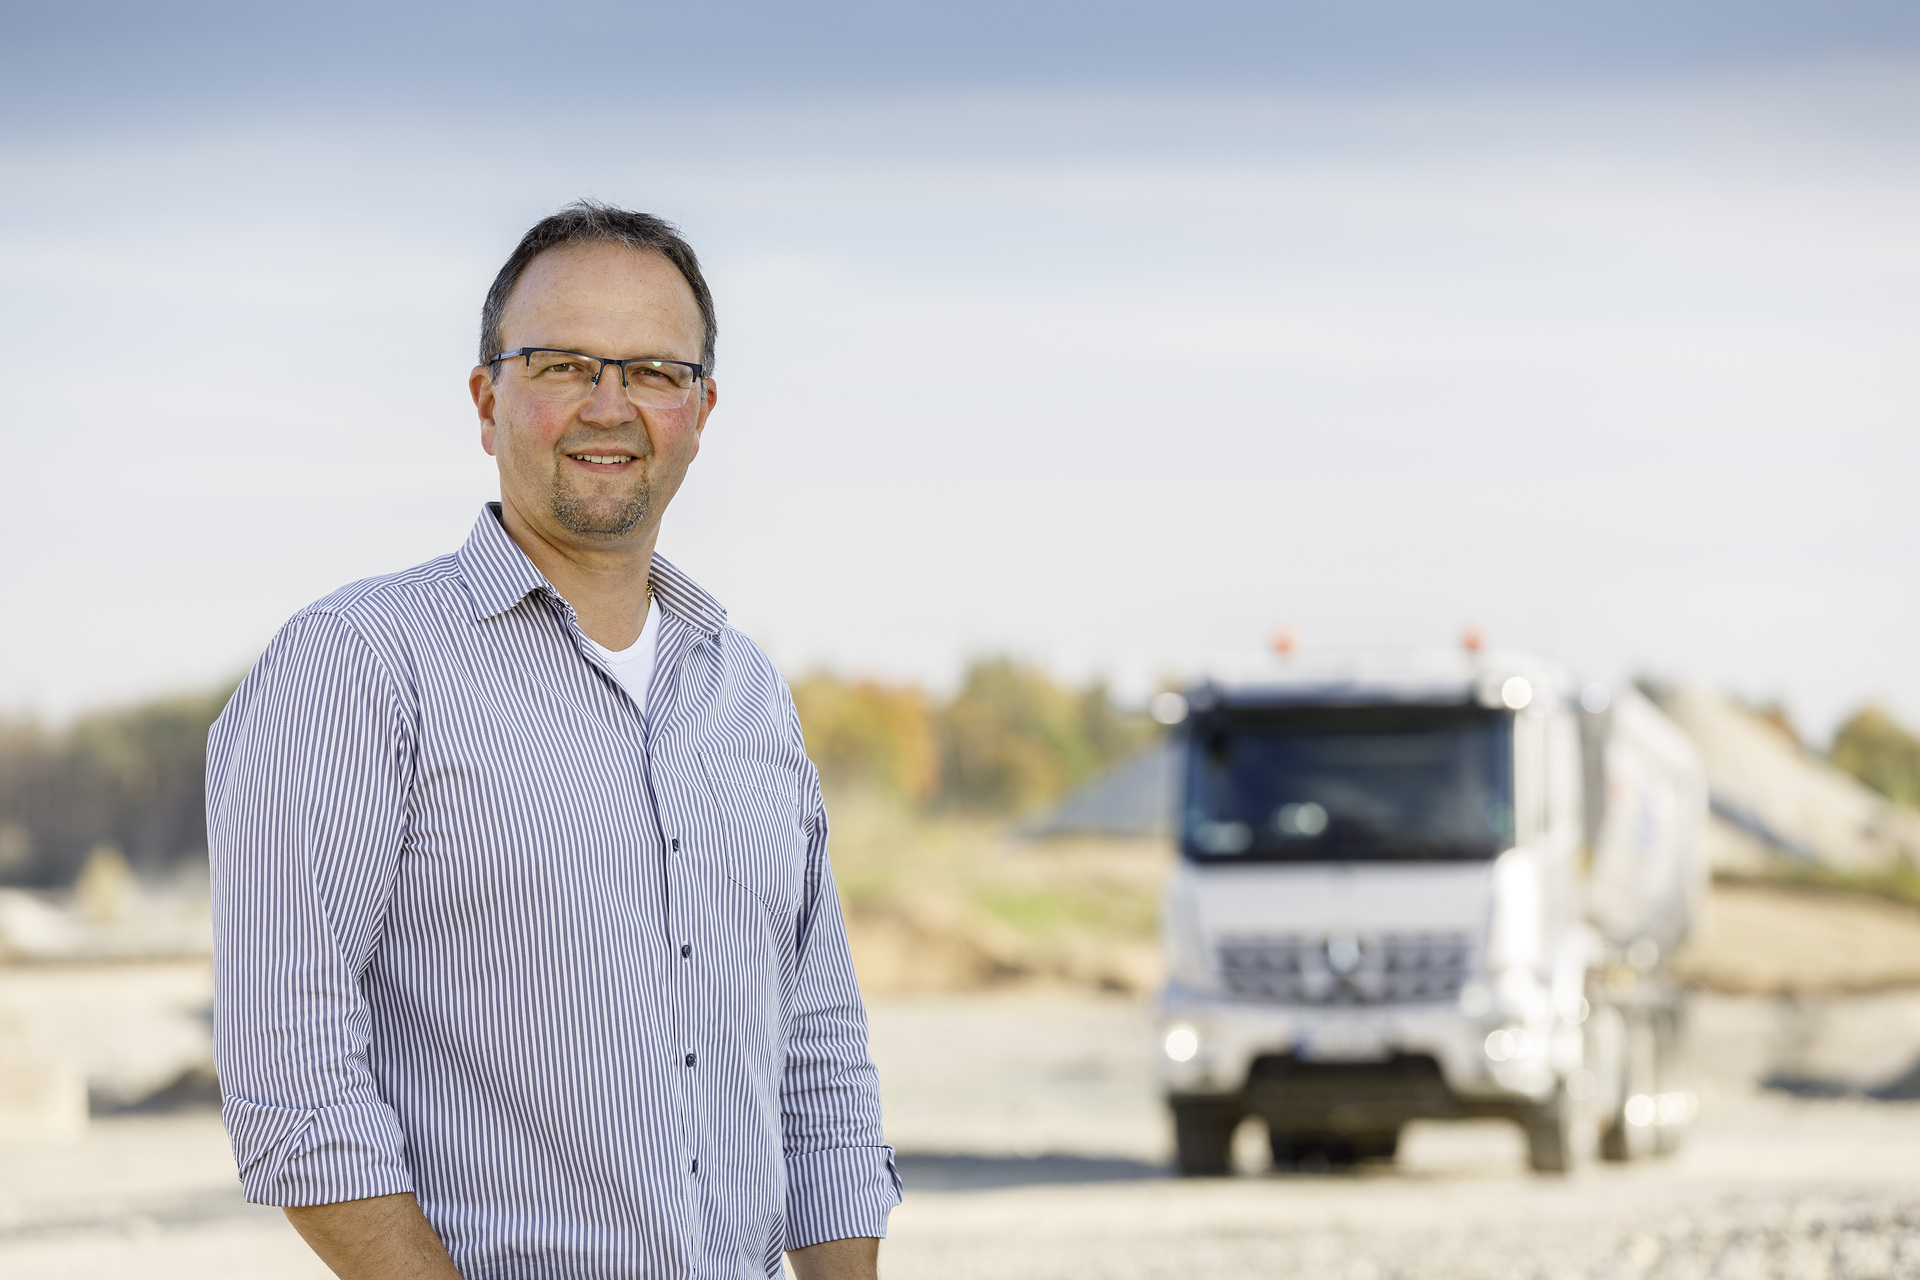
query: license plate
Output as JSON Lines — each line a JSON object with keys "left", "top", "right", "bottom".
{"left": 1296, "top": 1025, "right": 1389, "bottom": 1062}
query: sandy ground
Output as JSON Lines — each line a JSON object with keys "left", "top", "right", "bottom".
{"left": 4, "top": 877, "right": 1918, "bottom": 1277}
{"left": 5, "top": 984, "right": 1920, "bottom": 1279}
{"left": 872, "top": 991, "right": 1920, "bottom": 1278}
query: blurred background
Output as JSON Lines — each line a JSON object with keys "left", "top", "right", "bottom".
{"left": 3, "top": 2, "right": 1919, "bottom": 1277}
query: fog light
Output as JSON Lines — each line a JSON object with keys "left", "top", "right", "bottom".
{"left": 1654, "top": 1091, "right": 1697, "bottom": 1125}
{"left": 1164, "top": 1025, "right": 1200, "bottom": 1063}
{"left": 1484, "top": 1027, "right": 1532, "bottom": 1063}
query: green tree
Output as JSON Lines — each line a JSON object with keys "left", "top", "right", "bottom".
{"left": 1831, "top": 706, "right": 1920, "bottom": 809}
{"left": 0, "top": 685, "right": 232, "bottom": 887}
{"left": 934, "top": 658, "right": 1153, "bottom": 817}
{"left": 790, "top": 674, "right": 940, "bottom": 804}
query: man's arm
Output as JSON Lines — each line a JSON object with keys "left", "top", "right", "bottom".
{"left": 208, "top": 612, "right": 417, "bottom": 1211}
{"left": 777, "top": 692, "right": 902, "bottom": 1254}
{"left": 284, "top": 1194, "right": 462, "bottom": 1280}
{"left": 787, "top": 1235, "right": 879, "bottom": 1280}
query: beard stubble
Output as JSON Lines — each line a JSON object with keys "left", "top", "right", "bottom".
{"left": 548, "top": 468, "right": 652, "bottom": 537}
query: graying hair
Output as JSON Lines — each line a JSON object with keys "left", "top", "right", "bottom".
{"left": 480, "top": 200, "right": 716, "bottom": 374}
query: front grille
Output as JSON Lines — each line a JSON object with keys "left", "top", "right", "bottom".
{"left": 1217, "top": 932, "right": 1474, "bottom": 1004}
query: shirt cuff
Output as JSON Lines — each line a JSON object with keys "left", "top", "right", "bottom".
{"left": 784, "top": 1144, "right": 903, "bottom": 1250}
{"left": 223, "top": 1094, "right": 414, "bottom": 1207}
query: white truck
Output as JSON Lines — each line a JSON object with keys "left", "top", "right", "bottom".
{"left": 1156, "top": 650, "right": 1707, "bottom": 1174}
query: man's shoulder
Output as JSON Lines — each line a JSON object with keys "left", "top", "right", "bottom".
{"left": 714, "top": 623, "right": 790, "bottom": 698}
{"left": 282, "top": 554, "right": 467, "bottom": 650}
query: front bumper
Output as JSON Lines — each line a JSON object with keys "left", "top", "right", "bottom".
{"left": 1158, "top": 987, "right": 1563, "bottom": 1112}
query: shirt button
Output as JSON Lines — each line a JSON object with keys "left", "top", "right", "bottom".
{"left": 671, "top": 838, "right": 680, "bottom": 852}
{"left": 685, "top": 1052, "right": 696, "bottom": 1067}
{"left": 691, "top": 1159, "right": 699, "bottom": 1173}
{"left": 680, "top": 943, "right": 692, "bottom": 959}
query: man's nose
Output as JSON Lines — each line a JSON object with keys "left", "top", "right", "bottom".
{"left": 581, "top": 364, "right": 639, "bottom": 423}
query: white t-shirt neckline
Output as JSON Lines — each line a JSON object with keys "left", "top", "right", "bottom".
{"left": 585, "top": 594, "right": 662, "bottom": 716}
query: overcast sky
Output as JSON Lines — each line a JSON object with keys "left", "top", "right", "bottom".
{"left": 2, "top": 2, "right": 1916, "bottom": 740}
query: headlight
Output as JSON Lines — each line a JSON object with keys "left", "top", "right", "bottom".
{"left": 1164, "top": 1025, "right": 1200, "bottom": 1063}
{"left": 1484, "top": 1026, "right": 1533, "bottom": 1063}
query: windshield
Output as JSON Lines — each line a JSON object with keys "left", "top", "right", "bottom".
{"left": 1182, "top": 702, "right": 1514, "bottom": 862}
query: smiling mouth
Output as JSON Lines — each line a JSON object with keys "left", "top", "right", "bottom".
{"left": 568, "top": 453, "right": 636, "bottom": 466}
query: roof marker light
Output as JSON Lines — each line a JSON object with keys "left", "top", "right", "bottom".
{"left": 1149, "top": 692, "right": 1188, "bottom": 725}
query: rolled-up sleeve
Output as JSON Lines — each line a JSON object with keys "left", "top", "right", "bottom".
{"left": 207, "top": 610, "right": 416, "bottom": 1207}
{"left": 780, "top": 728, "right": 903, "bottom": 1249}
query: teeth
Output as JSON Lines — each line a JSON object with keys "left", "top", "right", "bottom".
{"left": 572, "top": 455, "right": 632, "bottom": 465}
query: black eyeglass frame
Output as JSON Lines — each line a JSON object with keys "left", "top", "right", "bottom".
{"left": 487, "top": 347, "right": 708, "bottom": 394}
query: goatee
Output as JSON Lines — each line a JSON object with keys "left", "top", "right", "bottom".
{"left": 549, "top": 478, "right": 651, "bottom": 537}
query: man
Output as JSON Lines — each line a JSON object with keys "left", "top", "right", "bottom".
{"left": 207, "top": 201, "right": 899, "bottom": 1280}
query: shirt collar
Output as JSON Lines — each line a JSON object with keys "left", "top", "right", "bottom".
{"left": 455, "top": 502, "right": 727, "bottom": 640}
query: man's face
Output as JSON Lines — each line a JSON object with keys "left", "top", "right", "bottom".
{"left": 472, "top": 241, "right": 714, "bottom": 553}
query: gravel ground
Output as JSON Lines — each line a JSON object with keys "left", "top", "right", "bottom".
{"left": 4, "top": 985, "right": 1920, "bottom": 1279}
{"left": 868, "top": 990, "right": 1920, "bottom": 1280}
{"left": 884, "top": 1182, "right": 1920, "bottom": 1280}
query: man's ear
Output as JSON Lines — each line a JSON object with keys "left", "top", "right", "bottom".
{"left": 694, "top": 378, "right": 718, "bottom": 436}
{"left": 471, "top": 366, "right": 499, "bottom": 455}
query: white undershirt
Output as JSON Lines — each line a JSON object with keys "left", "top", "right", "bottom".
{"left": 585, "top": 594, "right": 662, "bottom": 716}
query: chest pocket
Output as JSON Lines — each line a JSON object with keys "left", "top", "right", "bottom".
{"left": 697, "top": 750, "right": 806, "bottom": 920}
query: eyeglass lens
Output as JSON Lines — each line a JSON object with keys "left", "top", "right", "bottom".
{"left": 513, "top": 351, "right": 698, "bottom": 408}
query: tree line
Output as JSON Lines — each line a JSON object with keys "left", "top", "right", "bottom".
{"left": 790, "top": 657, "right": 1158, "bottom": 816}
{"left": 5, "top": 671, "right": 1916, "bottom": 890}
{"left": 0, "top": 686, "right": 234, "bottom": 888}
{"left": 0, "top": 658, "right": 1158, "bottom": 888}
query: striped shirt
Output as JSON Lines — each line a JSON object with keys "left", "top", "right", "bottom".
{"left": 206, "top": 504, "right": 900, "bottom": 1279}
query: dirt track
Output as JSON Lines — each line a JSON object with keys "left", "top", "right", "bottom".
{"left": 6, "top": 987, "right": 1920, "bottom": 1278}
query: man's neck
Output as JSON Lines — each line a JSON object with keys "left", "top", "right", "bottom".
{"left": 496, "top": 498, "right": 656, "bottom": 651}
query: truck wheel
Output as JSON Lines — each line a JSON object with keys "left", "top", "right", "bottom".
{"left": 1271, "top": 1129, "right": 1399, "bottom": 1170}
{"left": 1351, "top": 1129, "right": 1400, "bottom": 1162}
{"left": 1522, "top": 1087, "right": 1580, "bottom": 1175}
{"left": 1601, "top": 1011, "right": 1658, "bottom": 1162}
{"left": 1653, "top": 1004, "right": 1688, "bottom": 1156}
{"left": 1171, "top": 1103, "right": 1239, "bottom": 1177}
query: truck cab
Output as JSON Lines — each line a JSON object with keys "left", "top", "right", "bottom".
{"left": 1157, "top": 650, "right": 1706, "bottom": 1174}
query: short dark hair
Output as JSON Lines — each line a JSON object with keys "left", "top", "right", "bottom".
{"left": 479, "top": 200, "right": 717, "bottom": 373}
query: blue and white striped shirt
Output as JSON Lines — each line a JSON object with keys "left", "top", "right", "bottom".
{"left": 207, "top": 504, "right": 900, "bottom": 1279}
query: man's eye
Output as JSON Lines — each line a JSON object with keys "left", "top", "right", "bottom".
{"left": 537, "top": 362, "right": 582, "bottom": 375}
{"left": 631, "top": 365, "right": 670, "bottom": 381}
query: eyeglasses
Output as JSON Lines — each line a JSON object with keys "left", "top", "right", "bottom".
{"left": 488, "top": 348, "right": 707, "bottom": 409}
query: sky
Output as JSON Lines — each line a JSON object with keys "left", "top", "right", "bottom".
{"left": 1, "top": 2, "right": 1916, "bottom": 742}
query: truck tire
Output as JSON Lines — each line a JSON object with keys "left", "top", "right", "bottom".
{"left": 1522, "top": 1086, "right": 1580, "bottom": 1175}
{"left": 1271, "top": 1129, "right": 1400, "bottom": 1169}
{"left": 1171, "top": 1103, "right": 1239, "bottom": 1177}
{"left": 1653, "top": 1004, "right": 1688, "bottom": 1156}
{"left": 1601, "top": 1011, "right": 1658, "bottom": 1162}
